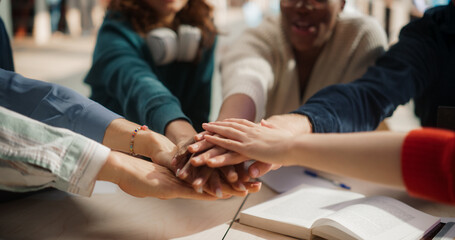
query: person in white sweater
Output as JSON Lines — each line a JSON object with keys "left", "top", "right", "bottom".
{"left": 183, "top": 0, "right": 388, "bottom": 184}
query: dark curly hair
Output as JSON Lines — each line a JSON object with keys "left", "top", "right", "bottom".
{"left": 108, "top": 0, "right": 217, "bottom": 49}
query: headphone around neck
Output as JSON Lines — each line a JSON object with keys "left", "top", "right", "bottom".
{"left": 146, "top": 25, "right": 202, "bottom": 66}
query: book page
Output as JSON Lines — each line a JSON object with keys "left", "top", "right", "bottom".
{"left": 311, "top": 196, "right": 440, "bottom": 240}
{"left": 239, "top": 186, "right": 364, "bottom": 239}
{"left": 260, "top": 166, "right": 339, "bottom": 193}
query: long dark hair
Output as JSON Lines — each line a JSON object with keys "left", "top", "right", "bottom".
{"left": 108, "top": 0, "right": 217, "bottom": 49}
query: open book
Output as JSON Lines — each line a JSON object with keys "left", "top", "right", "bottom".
{"left": 239, "top": 185, "right": 440, "bottom": 240}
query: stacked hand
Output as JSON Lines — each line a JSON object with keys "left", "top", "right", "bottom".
{"left": 183, "top": 115, "right": 312, "bottom": 182}
{"left": 97, "top": 151, "right": 218, "bottom": 200}
{"left": 170, "top": 137, "right": 261, "bottom": 198}
{"left": 200, "top": 119, "right": 294, "bottom": 166}
{"left": 106, "top": 114, "right": 311, "bottom": 200}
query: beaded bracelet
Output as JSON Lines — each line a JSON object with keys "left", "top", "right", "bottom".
{"left": 130, "top": 125, "right": 148, "bottom": 156}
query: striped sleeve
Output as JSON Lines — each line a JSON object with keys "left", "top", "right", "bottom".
{"left": 401, "top": 128, "right": 455, "bottom": 204}
{"left": 0, "top": 106, "right": 110, "bottom": 197}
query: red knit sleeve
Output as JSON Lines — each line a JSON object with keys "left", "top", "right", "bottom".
{"left": 402, "top": 128, "right": 455, "bottom": 204}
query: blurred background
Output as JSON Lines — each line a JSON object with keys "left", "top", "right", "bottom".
{"left": 0, "top": 0, "right": 450, "bottom": 129}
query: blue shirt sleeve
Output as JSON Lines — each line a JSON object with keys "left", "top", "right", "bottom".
{"left": 0, "top": 69, "right": 122, "bottom": 143}
{"left": 293, "top": 10, "right": 446, "bottom": 133}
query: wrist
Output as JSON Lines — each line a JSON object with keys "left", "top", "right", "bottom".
{"left": 265, "top": 113, "right": 313, "bottom": 136}
{"left": 283, "top": 134, "right": 309, "bottom": 166}
{"left": 134, "top": 129, "right": 160, "bottom": 157}
{"left": 302, "top": 115, "right": 314, "bottom": 133}
{"left": 218, "top": 94, "right": 256, "bottom": 121}
{"left": 165, "top": 119, "right": 197, "bottom": 144}
{"left": 289, "top": 114, "right": 313, "bottom": 134}
{"left": 97, "top": 151, "right": 124, "bottom": 184}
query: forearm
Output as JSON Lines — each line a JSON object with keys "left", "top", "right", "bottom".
{"left": 103, "top": 119, "right": 152, "bottom": 155}
{"left": 292, "top": 82, "right": 392, "bottom": 133}
{"left": 295, "top": 23, "right": 439, "bottom": 133}
{"left": 165, "top": 119, "right": 197, "bottom": 145}
{"left": 217, "top": 94, "right": 256, "bottom": 121}
{"left": 0, "top": 69, "right": 121, "bottom": 143}
{"left": 289, "top": 132, "right": 406, "bottom": 188}
{"left": 96, "top": 151, "right": 123, "bottom": 184}
{"left": 103, "top": 118, "right": 175, "bottom": 165}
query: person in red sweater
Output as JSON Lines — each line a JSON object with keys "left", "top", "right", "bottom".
{"left": 198, "top": 118, "right": 455, "bottom": 205}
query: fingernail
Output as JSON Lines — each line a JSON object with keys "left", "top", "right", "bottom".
{"left": 238, "top": 183, "right": 246, "bottom": 191}
{"left": 177, "top": 169, "right": 188, "bottom": 179}
{"left": 175, "top": 169, "right": 180, "bottom": 177}
{"left": 190, "top": 144, "right": 199, "bottom": 151}
{"left": 251, "top": 167, "right": 259, "bottom": 178}
{"left": 197, "top": 187, "right": 203, "bottom": 194}
{"left": 229, "top": 172, "right": 238, "bottom": 182}
{"left": 208, "top": 159, "right": 218, "bottom": 164}
{"left": 196, "top": 133, "right": 203, "bottom": 139}
{"left": 192, "top": 157, "right": 201, "bottom": 164}
{"left": 193, "top": 178, "right": 202, "bottom": 186}
{"left": 216, "top": 189, "right": 222, "bottom": 198}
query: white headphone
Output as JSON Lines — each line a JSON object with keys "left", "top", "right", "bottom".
{"left": 146, "top": 25, "right": 202, "bottom": 65}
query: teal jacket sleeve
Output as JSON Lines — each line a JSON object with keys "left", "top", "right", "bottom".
{"left": 85, "top": 15, "right": 190, "bottom": 134}
{"left": 0, "top": 69, "right": 122, "bottom": 143}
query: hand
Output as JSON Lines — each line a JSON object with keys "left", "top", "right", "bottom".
{"left": 190, "top": 132, "right": 259, "bottom": 188}
{"left": 189, "top": 123, "right": 281, "bottom": 179}
{"left": 201, "top": 118, "right": 295, "bottom": 166}
{"left": 97, "top": 151, "right": 218, "bottom": 200}
{"left": 201, "top": 115, "right": 311, "bottom": 178}
{"left": 189, "top": 133, "right": 245, "bottom": 182}
{"left": 170, "top": 137, "right": 255, "bottom": 197}
{"left": 187, "top": 131, "right": 218, "bottom": 166}
{"left": 246, "top": 114, "right": 312, "bottom": 178}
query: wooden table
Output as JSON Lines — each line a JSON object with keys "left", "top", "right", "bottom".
{"left": 1, "top": 173, "right": 454, "bottom": 240}
{"left": 0, "top": 181, "right": 291, "bottom": 240}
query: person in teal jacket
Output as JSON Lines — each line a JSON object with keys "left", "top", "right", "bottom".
{"left": 85, "top": 0, "right": 217, "bottom": 147}
{"left": 84, "top": 0, "right": 251, "bottom": 196}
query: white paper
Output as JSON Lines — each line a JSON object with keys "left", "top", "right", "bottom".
{"left": 260, "top": 166, "right": 338, "bottom": 193}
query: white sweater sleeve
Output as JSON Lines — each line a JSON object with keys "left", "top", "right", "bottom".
{"left": 220, "top": 16, "right": 280, "bottom": 121}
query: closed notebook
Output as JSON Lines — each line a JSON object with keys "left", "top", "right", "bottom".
{"left": 238, "top": 185, "right": 440, "bottom": 240}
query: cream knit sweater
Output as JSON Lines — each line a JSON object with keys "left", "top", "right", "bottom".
{"left": 221, "top": 13, "right": 388, "bottom": 122}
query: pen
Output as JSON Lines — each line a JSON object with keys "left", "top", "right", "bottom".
{"left": 303, "top": 169, "right": 351, "bottom": 190}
